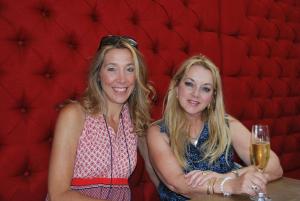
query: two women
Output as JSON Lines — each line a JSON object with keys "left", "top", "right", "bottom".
{"left": 47, "top": 37, "right": 282, "bottom": 201}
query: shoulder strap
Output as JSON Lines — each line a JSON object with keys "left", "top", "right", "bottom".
{"left": 156, "top": 119, "right": 169, "bottom": 135}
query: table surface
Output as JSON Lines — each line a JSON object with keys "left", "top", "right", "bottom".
{"left": 190, "top": 177, "right": 300, "bottom": 201}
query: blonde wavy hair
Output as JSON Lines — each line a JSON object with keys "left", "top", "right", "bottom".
{"left": 163, "top": 54, "right": 231, "bottom": 168}
{"left": 81, "top": 38, "right": 154, "bottom": 136}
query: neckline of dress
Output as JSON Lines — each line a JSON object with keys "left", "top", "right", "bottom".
{"left": 190, "top": 123, "right": 205, "bottom": 146}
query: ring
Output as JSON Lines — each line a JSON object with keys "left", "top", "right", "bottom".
{"left": 251, "top": 184, "right": 259, "bottom": 192}
{"left": 202, "top": 172, "right": 208, "bottom": 176}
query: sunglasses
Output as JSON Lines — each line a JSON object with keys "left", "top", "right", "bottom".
{"left": 98, "top": 35, "right": 138, "bottom": 50}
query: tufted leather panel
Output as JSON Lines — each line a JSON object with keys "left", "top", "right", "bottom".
{"left": 0, "top": 1, "right": 299, "bottom": 201}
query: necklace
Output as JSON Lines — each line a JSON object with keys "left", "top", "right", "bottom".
{"left": 103, "top": 113, "right": 132, "bottom": 189}
{"left": 190, "top": 123, "right": 205, "bottom": 146}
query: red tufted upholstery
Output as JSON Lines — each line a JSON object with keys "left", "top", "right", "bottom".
{"left": 0, "top": 1, "right": 299, "bottom": 201}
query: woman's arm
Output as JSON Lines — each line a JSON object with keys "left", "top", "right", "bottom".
{"left": 146, "top": 125, "right": 209, "bottom": 196}
{"left": 47, "top": 103, "right": 105, "bottom": 201}
{"left": 185, "top": 117, "right": 275, "bottom": 197}
{"left": 147, "top": 122, "right": 270, "bottom": 197}
{"left": 229, "top": 116, "right": 283, "bottom": 181}
{"left": 138, "top": 135, "right": 159, "bottom": 188}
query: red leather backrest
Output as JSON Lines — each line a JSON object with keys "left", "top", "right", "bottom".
{"left": 0, "top": 1, "right": 299, "bottom": 201}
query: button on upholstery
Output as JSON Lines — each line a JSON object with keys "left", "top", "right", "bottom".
{"left": 37, "top": 4, "right": 52, "bottom": 18}
{"left": 90, "top": 8, "right": 99, "bottom": 22}
{"left": 64, "top": 33, "right": 79, "bottom": 50}
{"left": 150, "top": 40, "right": 160, "bottom": 54}
{"left": 23, "top": 170, "right": 30, "bottom": 177}
{"left": 10, "top": 30, "right": 31, "bottom": 48}
{"left": 165, "top": 18, "right": 173, "bottom": 30}
{"left": 130, "top": 11, "right": 140, "bottom": 25}
{"left": 181, "top": 42, "right": 190, "bottom": 54}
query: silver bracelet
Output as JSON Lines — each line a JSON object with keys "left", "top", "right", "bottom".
{"left": 220, "top": 176, "right": 233, "bottom": 196}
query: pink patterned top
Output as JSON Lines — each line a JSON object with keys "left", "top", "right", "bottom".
{"left": 71, "top": 104, "right": 137, "bottom": 200}
{"left": 45, "top": 104, "right": 137, "bottom": 201}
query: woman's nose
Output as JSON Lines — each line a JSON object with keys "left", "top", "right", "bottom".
{"left": 116, "top": 70, "right": 126, "bottom": 82}
{"left": 192, "top": 88, "right": 200, "bottom": 97}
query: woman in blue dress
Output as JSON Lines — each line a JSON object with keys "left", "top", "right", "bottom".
{"left": 147, "top": 54, "right": 283, "bottom": 200}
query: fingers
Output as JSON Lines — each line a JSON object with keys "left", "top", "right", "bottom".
{"left": 256, "top": 171, "right": 268, "bottom": 184}
{"left": 251, "top": 184, "right": 259, "bottom": 192}
{"left": 251, "top": 171, "right": 267, "bottom": 192}
{"left": 185, "top": 170, "right": 216, "bottom": 188}
{"left": 191, "top": 174, "right": 212, "bottom": 188}
{"left": 245, "top": 184, "right": 257, "bottom": 196}
{"left": 184, "top": 170, "right": 206, "bottom": 187}
{"left": 239, "top": 170, "right": 267, "bottom": 196}
{"left": 238, "top": 177, "right": 259, "bottom": 196}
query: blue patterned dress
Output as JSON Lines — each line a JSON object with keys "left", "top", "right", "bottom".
{"left": 157, "top": 121, "right": 235, "bottom": 201}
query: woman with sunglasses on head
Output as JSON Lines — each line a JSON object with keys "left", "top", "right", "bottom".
{"left": 46, "top": 35, "right": 157, "bottom": 201}
{"left": 147, "top": 54, "right": 283, "bottom": 200}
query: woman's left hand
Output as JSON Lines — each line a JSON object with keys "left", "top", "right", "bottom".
{"left": 184, "top": 170, "right": 222, "bottom": 188}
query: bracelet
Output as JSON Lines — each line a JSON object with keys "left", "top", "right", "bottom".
{"left": 220, "top": 177, "right": 233, "bottom": 196}
{"left": 208, "top": 178, "right": 214, "bottom": 195}
{"left": 206, "top": 178, "right": 212, "bottom": 195}
{"left": 211, "top": 177, "right": 217, "bottom": 194}
{"left": 206, "top": 178, "right": 216, "bottom": 195}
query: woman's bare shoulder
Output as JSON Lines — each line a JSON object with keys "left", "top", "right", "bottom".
{"left": 148, "top": 123, "right": 161, "bottom": 133}
{"left": 59, "top": 102, "right": 85, "bottom": 120}
{"left": 54, "top": 102, "right": 86, "bottom": 140}
{"left": 147, "top": 122, "right": 170, "bottom": 145}
{"left": 226, "top": 114, "right": 243, "bottom": 127}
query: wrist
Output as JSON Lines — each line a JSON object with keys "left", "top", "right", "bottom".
{"left": 206, "top": 177, "right": 217, "bottom": 195}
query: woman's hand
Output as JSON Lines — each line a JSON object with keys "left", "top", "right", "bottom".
{"left": 228, "top": 166, "right": 268, "bottom": 196}
{"left": 184, "top": 170, "right": 222, "bottom": 188}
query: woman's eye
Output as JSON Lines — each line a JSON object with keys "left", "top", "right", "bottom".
{"left": 106, "top": 65, "right": 116, "bottom": 71}
{"left": 201, "top": 87, "right": 211, "bottom": 92}
{"left": 127, "top": 66, "right": 135, "bottom": 72}
{"left": 184, "top": 81, "right": 193, "bottom": 87}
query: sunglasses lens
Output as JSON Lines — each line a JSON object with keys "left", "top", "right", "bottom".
{"left": 99, "top": 35, "right": 138, "bottom": 50}
{"left": 125, "top": 38, "right": 138, "bottom": 48}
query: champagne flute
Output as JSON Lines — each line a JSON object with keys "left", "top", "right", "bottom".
{"left": 250, "top": 124, "right": 270, "bottom": 201}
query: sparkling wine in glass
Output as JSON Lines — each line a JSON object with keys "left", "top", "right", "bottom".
{"left": 250, "top": 124, "right": 271, "bottom": 201}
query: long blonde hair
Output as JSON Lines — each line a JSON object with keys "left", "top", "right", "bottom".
{"left": 81, "top": 38, "right": 154, "bottom": 136}
{"left": 163, "top": 54, "right": 231, "bottom": 168}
